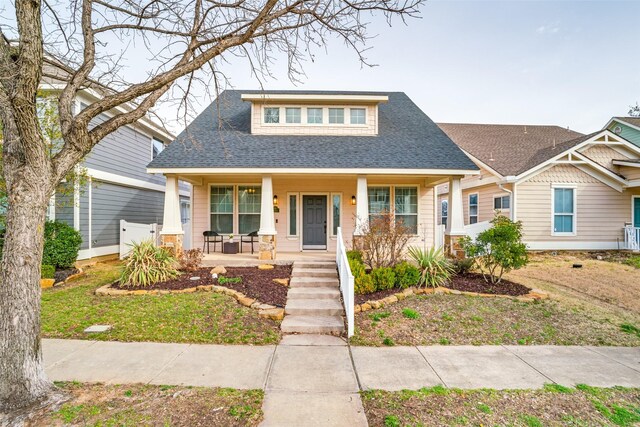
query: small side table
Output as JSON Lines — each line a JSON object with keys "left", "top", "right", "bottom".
{"left": 223, "top": 242, "right": 239, "bottom": 254}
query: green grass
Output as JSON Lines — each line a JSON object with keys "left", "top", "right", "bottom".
{"left": 362, "top": 386, "right": 640, "bottom": 427}
{"left": 371, "top": 311, "right": 391, "bottom": 322}
{"left": 401, "top": 308, "right": 420, "bottom": 319}
{"left": 624, "top": 256, "right": 640, "bottom": 269}
{"left": 382, "top": 337, "right": 395, "bottom": 346}
{"left": 219, "top": 276, "right": 242, "bottom": 285}
{"left": 621, "top": 323, "right": 640, "bottom": 338}
{"left": 41, "top": 262, "right": 280, "bottom": 345}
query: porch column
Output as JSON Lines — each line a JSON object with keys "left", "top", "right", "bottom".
{"left": 445, "top": 176, "right": 465, "bottom": 258}
{"left": 354, "top": 176, "right": 369, "bottom": 235}
{"left": 258, "top": 175, "right": 277, "bottom": 260}
{"left": 160, "top": 174, "right": 184, "bottom": 254}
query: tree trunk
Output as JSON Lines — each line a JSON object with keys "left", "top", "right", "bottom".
{"left": 0, "top": 178, "right": 59, "bottom": 414}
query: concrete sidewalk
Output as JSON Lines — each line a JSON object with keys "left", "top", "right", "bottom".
{"left": 44, "top": 338, "right": 640, "bottom": 426}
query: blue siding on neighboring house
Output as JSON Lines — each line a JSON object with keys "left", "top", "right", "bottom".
{"left": 91, "top": 181, "right": 165, "bottom": 248}
{"left": 54, "top": 187, "right": 74, "bottom": 227}
{"left": 79, "top": 183, "right": 90, "bottom": 249}
{"left": 608, "top": 121, "right": 640, "bottom": 147}
{"left": 84, "top": 113, "right": 166, "bottom": 186}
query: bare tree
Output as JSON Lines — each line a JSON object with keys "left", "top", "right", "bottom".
{"left": 629, "top": 102, "right": 640, "bottom": 118}
{"left": 0, "top": 0, "right": 421, "bottom": 418}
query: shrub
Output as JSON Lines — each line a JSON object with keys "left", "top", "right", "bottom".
{"left": 120, "top": 240, "right": 178, "bottom": 287}
{"left": 350, "top": 258, "right": 376, "bottom": 294}
{"left": 42, "top": 220, "right": 82, "bottom": 268}
{"left": 371, "top": 267, "right": 396, "bottom": 291}
{"left": 219, "top": 276, "right": 242, "bottom": 285}
{"left": 359, "top": 211, "right": 411, "bottom": 269}
{"left": 41, "top": 264, "right": 55, "bottom": 279}
{"left": 346, "top": 250, "right": 363, "bottom": 264}
{"left": 459, "top": 215, "right": 528, "bottom": 284}
{"left": 407, "top": 246, "right": 454, "bottom": 288}
{"left": 451, "top": 257, "right": 474, "bottom": 275}
{"left": 178, "top": 248, "right": 203, "bottom": 271}
{"left": 402, "top": 308, "right": 420, "bottom": 319}
{"left": 393, "top": 261, "right": 421, "bottom": 289}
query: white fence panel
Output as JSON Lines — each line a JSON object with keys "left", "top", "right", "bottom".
{"left": 435, "top": 224, "right": 445, "bottom": 249}
{"left": 624, "top": 226, "right": 640, "bottom": 251}
{"left": 463, "top": 220, "right": 491, "bottom": 242}
{"left": 119, "top": 219, "right": 158, "bottom": 259}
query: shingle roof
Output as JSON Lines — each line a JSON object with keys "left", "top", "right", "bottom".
{"left": 148, "top": 90, "right": 478, "bottom": 171}
{"left": 436, "top": 123, "right": 586, "bottom": 176}
{"left": 613, "top": 117, "right": 640, "bottom": 128}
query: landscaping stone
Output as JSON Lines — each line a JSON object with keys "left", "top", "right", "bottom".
{"left": 210, "top": 266, "right": 227, "bottom": 275}
{"left": 360, "top": 303, "right": 371, "bottom": 312}
{"left": 258, "top": 264, "right": 275, "bottom": 270}
{"left": 394, "top": 292, "right": 405, "bottom": 300}
{"left": 196, "top": 285, "right": 213, "bottom": 291}
{"left": 189, "top": 276, "right": 201, "bottom": 281}
{"left": 369, "top": 301, "right": 382, "bottom": 309}
{"left": 84, "top": 325, "right": 112, "bottom": 333}
{"left": 259, "top": 308, "right": 285, "bottom": 321}
{"left": 238, "top": 296, "right": 256, "bottom": 307}
{"left": 354, "top": 305, "right": 362, "bottom": 313}
{"left": 382, "top": 295, "right": 398, "bottom": 305}
{"left": 273, "top": 278, "right": 289, "bottom": 286}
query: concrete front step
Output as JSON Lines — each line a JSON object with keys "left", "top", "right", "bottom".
{"left": 289, "top": 277, "right": 339, "bottom": 288}
{"left": 288, "top": 287, "right": 341, "bottom": 300}
{"left": 285, "top": 299, "right": 345, "bottom": 316}
{"left": 291, "top": 268, "right": 338, "bottom": 278}
{"left": 294, "top": 262, "right": 336, "bottom": 269}
{"left": 281, "top": 315, "right": 345, "bottom": 334}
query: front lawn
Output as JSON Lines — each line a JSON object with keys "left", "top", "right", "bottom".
{"left": 351, "top": 293, "right": 640, "bottom": 346}
{"left": 41, "top": 262, "right": 281, "bottom": 345}
{"left": 362, "top": 385, "right": 640, "bottom": 427}
{"left": 26, "top": 383, "right": 263, "bottom": 426}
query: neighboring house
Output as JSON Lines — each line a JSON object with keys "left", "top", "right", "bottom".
{"left": 605, "top": 117, "right": 640, "bottom": 147}
{"left": 147, "top": 90, "right": 479, "bottom": 259}
{"left": 40, "top": 58, "right": 191, "bottom": 261}
{"left": 437, "top": 123, "right": 640, "bottom": 250}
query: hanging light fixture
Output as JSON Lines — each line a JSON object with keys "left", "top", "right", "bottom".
{"left": 351, "top": 195, "right": 356, "bottom": 206}
{"left": 273, "top": 195, "right": 278, "bottom": 206}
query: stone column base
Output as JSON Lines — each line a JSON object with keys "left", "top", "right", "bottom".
{"left": 160, "top": 233, "right": 184, "bottom": 257}
{"left": 258, "top": 234, "right": 276, "bottom": 260}
{"left": 352, "top": 235, "right": 364, "bottom": 251}
{"left": 445, "top": 234, "right": 465, "bottom": 259}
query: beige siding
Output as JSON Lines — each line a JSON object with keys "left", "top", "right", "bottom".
{"left": 437, "top": 184, "right": 511, "bottom": 225}
{"left": 620, "top": 166, "right": 640, "bottom": 181}
{"left": 192, "top": 175, "right": 435, "bottom": 252}
{"left": 580, "top": 145, "right": 625, "bottom": 173}
{"left": 250, "top": 103, "right": 378, "bottom": 136}
{"left": 516, "top": 164, "right": 639, "bottom": 244}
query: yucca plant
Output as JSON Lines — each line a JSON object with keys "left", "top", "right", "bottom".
{"left": 120, "top": 240, "right": 179, "bottom": 287}
{"left": 407, "top": 246, "right": 454, "bottom": 288}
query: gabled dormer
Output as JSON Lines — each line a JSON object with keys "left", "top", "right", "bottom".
{"left": 241, "top": 92, "right": 388, "bottom": 136}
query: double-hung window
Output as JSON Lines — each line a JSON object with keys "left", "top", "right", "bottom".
{"left": 395, "top": 187, "right": 418, "bottom": 234}
{"left": 368, "top": 187, "right": 390, "bottom": 223}
{"left": 494, "top": 195, "right": 510, "bottom": 210}
{"left": 468, "top": 193, "right": 479, "bottom": 224}
{"left": 441, "top": 200, "right": 448, "bottom": 227}
{"left": 264, "top": 107, "right": 280, "bottom": 123}
{"left": 553, "top": 186, "right": 575, "bottom": 234}
{"left": 210, "top": 186, "right": 234, "bottom": 234}
{"left": 307, "top": 108, "right": 323, "bottom": 124}
{"left": 238, "top": 186, "right": 261, "bottom": 234}
{"left": 285, "top": 107, "right": 301, "bottom": 124}
{"left": 328, "top": 108, "right": 344, "bottom": 124}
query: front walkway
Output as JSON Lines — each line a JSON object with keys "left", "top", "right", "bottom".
{"left": 43, "top": 339, "right": 640, "bottom": 426}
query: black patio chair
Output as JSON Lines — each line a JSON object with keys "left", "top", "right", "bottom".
{"left": 202, "top": 230, "right": 223, "bottom": 254}
{"left": 240, "top": 230, "right": 259, "bottom": 254}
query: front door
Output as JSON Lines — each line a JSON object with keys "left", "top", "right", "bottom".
{"left": 634, "top": 197, "right": 640, "bottom": 228}
{"left": 303, "top": 195, "right": 327, "bottom": 249}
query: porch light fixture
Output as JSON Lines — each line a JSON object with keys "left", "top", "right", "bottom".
{"left": 273, "top": 195, "right": 278, "bottom": 206}
{"left": 351, "top": 195, "right": 356, "bottom": 206}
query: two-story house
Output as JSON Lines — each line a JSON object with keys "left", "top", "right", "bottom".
{"left": 147, "top": 90, "right": 479, "bottom": 259}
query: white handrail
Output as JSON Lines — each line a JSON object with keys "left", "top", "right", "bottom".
{"left": 624, "top": 225, "right": 640, "bottom": 251}
{"left": 336, "top": 227, "right": 355, "bottom": 337}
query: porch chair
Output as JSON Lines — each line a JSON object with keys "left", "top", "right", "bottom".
{"left": 202, "top": 230, "right": 223, "bottom": 254}
{"left": 240, "top": 230, "right": 259, "bottom": 254}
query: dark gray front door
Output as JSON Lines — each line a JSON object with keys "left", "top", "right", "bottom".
{"left": 303, "top": 195, "right": 327, "bottom": 249}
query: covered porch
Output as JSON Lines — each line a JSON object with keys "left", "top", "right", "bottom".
{"left": 158, "top": 172, "right": 469, "bottom": 259}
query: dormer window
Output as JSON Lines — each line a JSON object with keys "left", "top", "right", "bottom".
{"left": 286, "top": 107, "right": 301, "bottom": 124}
{"left": 329, "top": 108, "right": 344, "bottom": 124}
{"left": 307, "top": 108, "right": 323, "bottom": 124}
{"left": 264, "top": 107, "right": 280, "bottom": 123}
{"left": 350, "top": 108, "right": 366, "bottom": 125}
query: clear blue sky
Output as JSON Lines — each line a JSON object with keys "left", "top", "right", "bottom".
{"left": 171, "top": 0, "right": 639, "bottom": 134}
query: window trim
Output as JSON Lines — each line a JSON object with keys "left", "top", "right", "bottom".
{"left": 468, "top": 192, "right": 479, "bottom": 225}
{"left": 263, "top": 107, "right": 281, "bottom": 124}
{"left": 260, "top": 105, "right": 370, "bottom": 128}
{"left": 208, "top": 183, "right": 262, "bottom": 235}
{"left": 287, "top": 192, "right": 300, "bottom": 238}
{"left": 285, "top": 107, "right": 302, "bottom": 124}
{"left": 551, "top": 184, "right": 577, "bottom": 236}
{"left": 493, "top": 194, "right": 511, "bottom": 211}
{"left": 349, "top": 107, "right": 366, "bottom": 125}
{"left": 367, "top": 185, "right": 420, "bottom": 236}
{"left": 328, "top": 107, "right": 345, "bottom": 124}
{"left": 306, "top": 108, "right": 323, "bottom": 124}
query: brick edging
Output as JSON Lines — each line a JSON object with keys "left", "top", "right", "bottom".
{"left": 355, "top": 286, "right": 549, "bottom": 313}
{"left": 95, "top": 282, "right": 285, "bottom": 320}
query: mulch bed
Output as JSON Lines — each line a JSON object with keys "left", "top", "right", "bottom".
{"left": 446, "top": 273, "right": 531, "bottom": 296}
{"left": 222, "top": 265, "right": 291, "bottom": 308}
{"left": 354, "top": 273, "right": 531, "bottom": 304}
{"left": 54, "top": 268, "right": 80, "bottom": 283}
{"left": 113, "top": 265, "right": 292, "bottom": 307}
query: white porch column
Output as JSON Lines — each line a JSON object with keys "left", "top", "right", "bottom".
{"left": 445, "top": 176, "right": 465, "bottom": 257}
{"left": 354, "top": 175, "right": 369, "bottom": 236}
{"left": 160, "top": 175, "right": 184, "bottom": 253}
{"left": 258, "top": 175, "right": 277, "bottom": 260}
